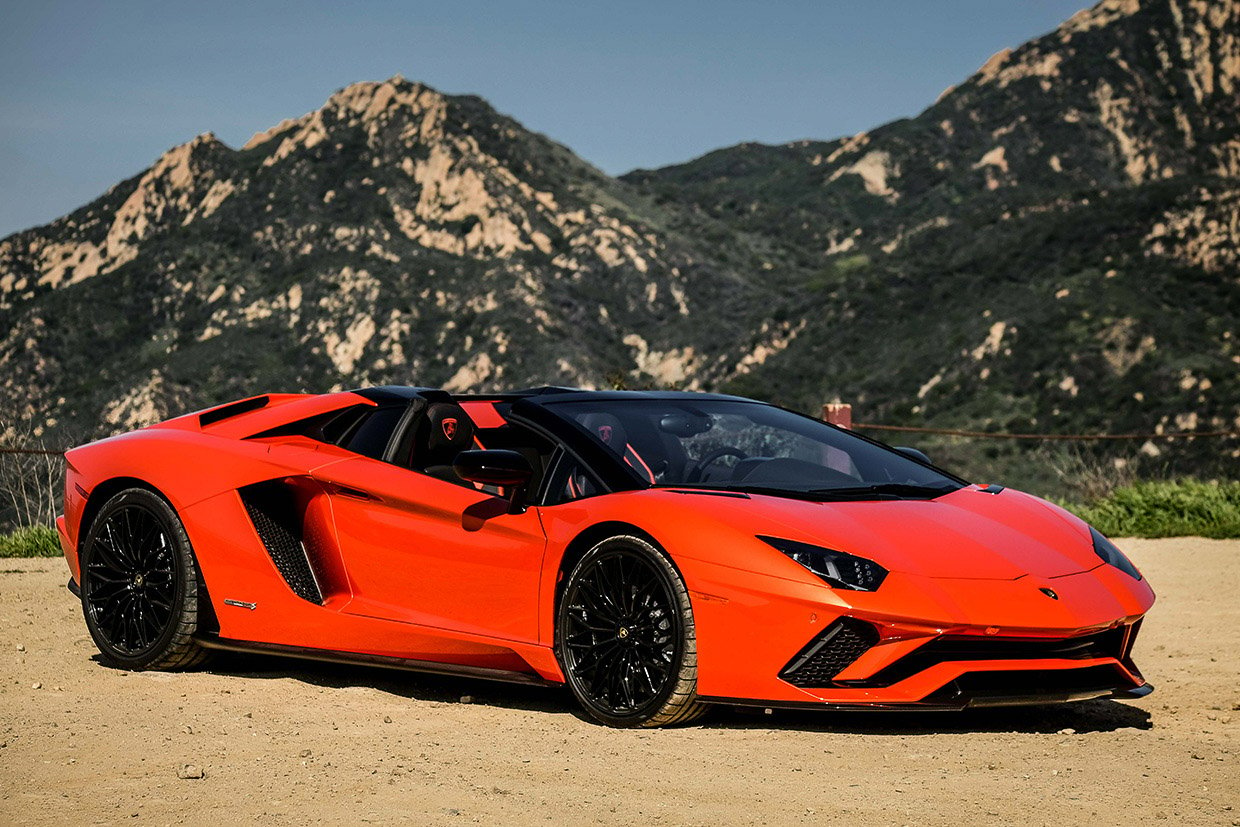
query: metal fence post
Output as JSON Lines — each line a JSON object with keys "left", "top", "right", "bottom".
{"left": 821, "top": 403, "right": 852, "bottom": 429}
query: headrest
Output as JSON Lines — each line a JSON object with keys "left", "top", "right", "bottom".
{"left": 577, "top": 412, "right": 626, "bottom": 454}
{"left": 417, "top": 402, "right": 475, "bottom": 466}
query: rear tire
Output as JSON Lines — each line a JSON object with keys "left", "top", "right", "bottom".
{"left": 79, "top": 488, "right": 210, "bottom": 671}
{"left": 555, "top": 535, "right": 707, "bottom": 727}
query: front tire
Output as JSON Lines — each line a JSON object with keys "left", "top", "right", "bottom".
{"left": 555, "top": 535, "right": 706, "bottom": 727}
{"left": 79, "top": 488, "right": 209, "bottom": 670}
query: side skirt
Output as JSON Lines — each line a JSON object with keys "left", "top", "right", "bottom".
{"left": 194, "top": 635, "right": 555, "bottom": 687}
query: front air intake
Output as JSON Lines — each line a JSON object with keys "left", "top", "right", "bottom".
{"left": 238, "top": 481, "right": 323, "bottom": 604}
{"left": 834, "top": 626, "right": 1128, "bottom": 689}
{"left": 779, "top": 618, "right": 880, "bottom": 687}
{"left": 921, "top": 664, "right": 1134, "bottom": 707}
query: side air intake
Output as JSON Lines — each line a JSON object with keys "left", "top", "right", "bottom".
{"left": 238, "top": 481, "right": 323, "bottom": 604}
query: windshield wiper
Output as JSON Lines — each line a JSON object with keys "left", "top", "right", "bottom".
{"left": 806, "top": 483, "right": 958, "bottom": 500}
{"left": 664, "top": 484, "right": 831, "bottom": 502}
{"left": 661, "top": 482, "right": 958, "bottom": 502}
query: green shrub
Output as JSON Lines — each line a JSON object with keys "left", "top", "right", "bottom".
{"left": 1063, "top": 479, "right": 1240, "bottom": 539}
{"left": 0, "top": 525, "right": 62, "bottom": 558}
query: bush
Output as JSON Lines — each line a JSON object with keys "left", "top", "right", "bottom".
{"left": 1063, "top": 479, "right": 1240, "bottom": 539}
{"left": 0, "top": 525, "right": 62, "bottom": 558}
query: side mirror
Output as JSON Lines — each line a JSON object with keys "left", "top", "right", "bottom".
{"left": 453, "top": 449, "right": 534, "bottom": 512}
{"left": 894, "top": 446, "right": 932, "bottom": 465}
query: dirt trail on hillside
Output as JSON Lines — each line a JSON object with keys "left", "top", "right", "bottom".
{"left": 2, "top": 538, "right": 1237, "bottom": 826}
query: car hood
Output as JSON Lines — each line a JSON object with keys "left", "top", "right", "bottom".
{"left": 678, "top": 485, "right": 1100, "bottom": 580}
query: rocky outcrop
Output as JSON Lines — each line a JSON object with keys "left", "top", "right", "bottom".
{"left": 0, "top": 0, "right": 1236, "bottom": 484}
{"left": 623, "top": 0, "right": 1239, "bottom": 477}
{"left": 0, "top": 74, "right": 761, "bottom": 437}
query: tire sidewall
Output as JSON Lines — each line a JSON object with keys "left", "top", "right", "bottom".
{"left": 80, "top": 488, "right": 194, "bottom": 670}
{"left": 555, "top": 535, "right": 692, "bottom": 727}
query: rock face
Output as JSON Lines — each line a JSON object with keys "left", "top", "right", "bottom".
{"left": 1, "top": 0, "right": 1236, "bottom": 485}
{"left": 0, "top": 76, "right": 759, "bottom": 436}
{"left": 624, "top": 0, "right": 1240, "bottom": 481}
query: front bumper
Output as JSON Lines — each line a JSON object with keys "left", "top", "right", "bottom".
{"left": 688, "top": 560, "right": 1155, "bottom": 709}
{"left": 704, "top": 616, "right": 1150, "bottom": 710}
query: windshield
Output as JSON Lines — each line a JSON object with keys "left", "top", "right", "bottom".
{"left": 549, "top": 398, "right": 963, "bottom": 500}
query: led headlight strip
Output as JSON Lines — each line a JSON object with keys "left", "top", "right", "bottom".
{"left": 758, "top": 535, "right": 888, "bottom": 591}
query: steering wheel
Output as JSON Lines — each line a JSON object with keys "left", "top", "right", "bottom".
{"left": 687, "top": 447, "right": 749, "bottom": 483}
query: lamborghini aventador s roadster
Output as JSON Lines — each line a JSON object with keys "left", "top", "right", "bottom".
{"left": 57, "top": 386, "right": 1154, "bottom": 727}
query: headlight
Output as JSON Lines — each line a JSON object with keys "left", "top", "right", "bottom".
{"left": 758, "top": 535, "right": 888, "bottom": 591}
{"left": 1089, "top": 527, "right": 1141, "bottom": 580}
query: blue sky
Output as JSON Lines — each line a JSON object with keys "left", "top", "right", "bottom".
{"left": 0, "top": 0, "right": 1091, "bottom": 237}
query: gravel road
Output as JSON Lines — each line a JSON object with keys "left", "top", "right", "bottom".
{"left": 1, "top": 538, "right": 1236, "bottom": 825}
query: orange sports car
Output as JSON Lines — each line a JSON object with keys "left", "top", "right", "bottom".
{"left": 57, "top": 387, "right": 1154, "bottom": 727}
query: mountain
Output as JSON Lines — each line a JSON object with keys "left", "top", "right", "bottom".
{"left": 1, "top": 0, "right": 1236, "bottom": 492}
{"left": 0, "top": 77, "right": 772, "bottom": 435}
{"left": 624, "top": 0, "right": 1239, "bottom": 485}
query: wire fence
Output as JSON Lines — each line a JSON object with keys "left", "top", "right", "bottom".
{"left": 3, "top": 424, "right": 1240, "bottom": 457}
{"left": 852, "top": 423, "right": 1240, "bottom": 441}
{"left": 2, "top": 414, "right": 1238, "bottom": 532}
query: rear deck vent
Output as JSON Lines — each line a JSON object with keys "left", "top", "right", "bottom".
{"left": 200, "top": 395, "right": 270, "bottom": 427}
{"left": 238, "top": 481, "right": 322, "bottom": 604}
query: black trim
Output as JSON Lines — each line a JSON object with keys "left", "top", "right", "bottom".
{"left": 536, "top": 445, "right": 609, "bottom": 506}
{"left": 835, "top": 627, "right": 1128, "bottom": 689}
{"left": 199, "top": 395, "right": 270, "bottom": 427}
{"left": 507, "top": 401, "right": 643, "bottom": 494}
{"left": 353, "top": 386, "right": 453, "bottom": 405}
{"left": 921, "top": 664, "right": 1140, "bottom": 707}
{"left": 696, "top": 694, "right": 960, "bottom": 712}
{"left": 245, "top": 403, "right": 370, "bottom": 443}
{"left": 697, "top": 678, "right": 1151, "bottom": 712}
{"left": 665, "top": 489, "right": 751, "bottom": 499}
{"left": 67, "top": 577, "right": 80, "bottom": 597}
{"left": 382, "top": 398, "right": 428, "bottom": 465}
{"left": 194, "top": 635, "right": 552, "bottom": 686}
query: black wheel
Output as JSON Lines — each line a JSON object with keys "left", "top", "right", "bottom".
{"left": 555, "top": 535, "right": 706, "bottom": 727}
{"left": 79, "top": 488, "right": 210, "bottom": 670}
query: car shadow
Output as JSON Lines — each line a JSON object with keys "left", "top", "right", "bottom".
{"left": 174, "top": 652, "right": 1153, "bottom": 734}
{"left": 190, "top": 651, "right": 580, "bottom": 718}
{"left": 706, "top": 698, "right": 1152, "bottom": 734}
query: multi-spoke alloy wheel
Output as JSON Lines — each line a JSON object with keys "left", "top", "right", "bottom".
{"left": 556, "top": 535, "right": 706, "bottom": 727}
{"left": 80, "top": 488, "right": 209, "bottom": 670}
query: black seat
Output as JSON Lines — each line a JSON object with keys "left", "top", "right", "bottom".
{"left": 573, "top": 411, "right": 659, "bottom": 483}
{"left": 577, "top": 412, "right": 627, "bottom": 455}
{"left": 409, "top": 402, "right": 476, "bottom": 484}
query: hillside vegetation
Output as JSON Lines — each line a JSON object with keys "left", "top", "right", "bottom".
{"left": 1064, "top": 479, "right": 1240, "bottom": 539}
{"left": 0, "top": 0, "right": 1236, "bottom": 492}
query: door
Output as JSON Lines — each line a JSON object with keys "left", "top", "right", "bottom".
{"left": 314, "top": 456, "right": 547, "bottom": 645}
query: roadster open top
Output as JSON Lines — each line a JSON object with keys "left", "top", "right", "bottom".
{"left": 58, "top": 386, "right": 1154, "bottom": 726}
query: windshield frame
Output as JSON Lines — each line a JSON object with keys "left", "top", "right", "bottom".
{"left": 511, "top": 393, "right": 968, "bottom": 499}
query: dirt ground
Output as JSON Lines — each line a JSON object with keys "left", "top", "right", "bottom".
{"left": 1, "top": 538, "right": 1236, "bottom": 826}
